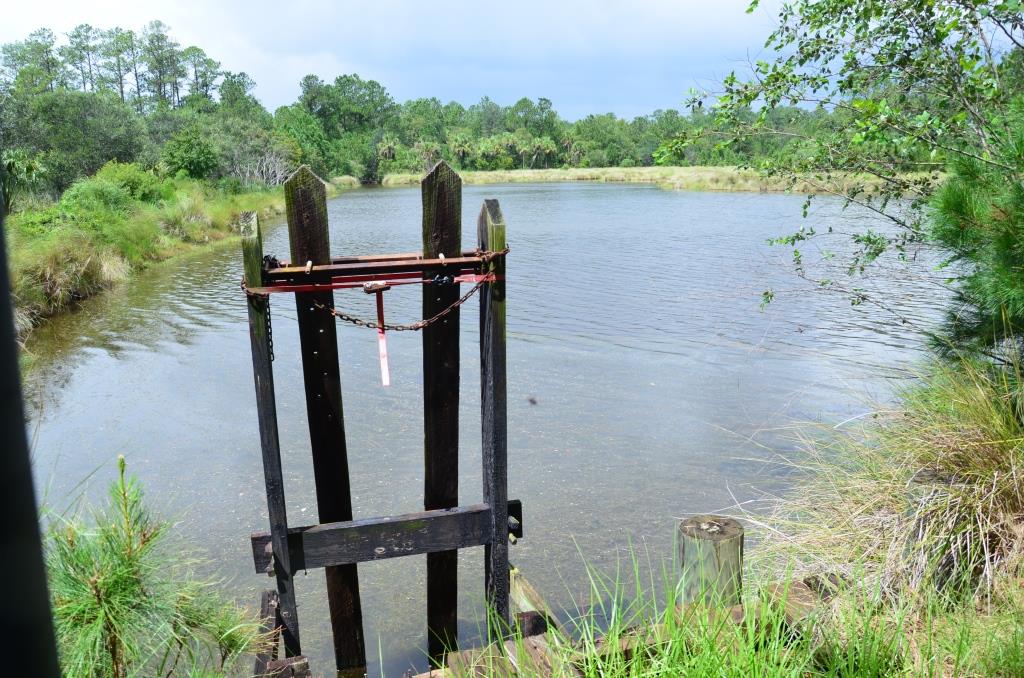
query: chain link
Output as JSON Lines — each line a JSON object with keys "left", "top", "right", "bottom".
{"left": 314, "top": 278, "right": 486, "bottom": 332}
{"left": 241, "top": 280, "right": 275, "bottom": 361}
{"left": 264, "top": 297, "right": 275, "bottom": 361}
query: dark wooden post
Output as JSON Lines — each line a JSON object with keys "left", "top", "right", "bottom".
{"left": 0, "top": 202, "right": 61, "bottom": 678}
{"left": 421, "top": 161, "right": 462, "bottom": 656}
{"left": 242, "top": 211, "right": 301, "bottom": 655}
{"left": 478, "top": 199, "right": 510, "bottom": 632}
{"left": 283, "top": 167, "right": 366, "bottom": 672}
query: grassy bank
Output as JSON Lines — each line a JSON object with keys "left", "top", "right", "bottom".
{"left": 435, "top": 356, "right": 1024, "bottom": 676}
{"left": 381, "top": 165, "right": 916, "bottom": 193}
{"left": 5, "top": 163, "right": 358, "bottom": 343}
{"left": 475, "top": 567, "right": 1024, "bottom": 677}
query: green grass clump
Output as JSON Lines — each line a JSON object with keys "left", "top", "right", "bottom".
{"left": 754, "top": 357, "right": 1024, "bottom": 602}
{"left": 436, "top": 550, "right": 1024, "bottom": 677}
{"left": 47, "top": 457, "right": 269, "bottom": 678}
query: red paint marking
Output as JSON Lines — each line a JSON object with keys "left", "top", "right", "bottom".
{"left": 375, "top": 291, "right": 390, "bottom": 387}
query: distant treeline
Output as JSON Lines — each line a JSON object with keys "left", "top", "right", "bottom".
{"left": 0, "top": 21, "right": 825, "bottom": 194}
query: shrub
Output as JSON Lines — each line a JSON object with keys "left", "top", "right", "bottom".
{"left": 162, "top": 126, "right": 219, "bottom": 180}
{"left": 59, "top": 178, "right": 133, "bottom": 213}
{"left": 94, "top": 161, "right": 167, "bottom": 203}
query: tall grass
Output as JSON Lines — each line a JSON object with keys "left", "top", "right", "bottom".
{"left": 380, "top": 166, "right": 926, "bottom": 194}
{"left": 750, "top": 357, "right": 1024, "bottom": 604}
{"left": 4, "top": 162, "right": 358, "bottom": 344}
{"left": 438, "top": 548, "right": 1019, "bottom": 678}
{"left": 46, "top": 457, "right": 269, "bottom": 677}
{"left": 435, "top": 549, "right": 1024, "bottom": 677}
{"left": 435, "top": 355, "right": 1024, "bottom": 677}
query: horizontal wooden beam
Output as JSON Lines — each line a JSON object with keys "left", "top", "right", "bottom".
{"left": 276, "top": 249, "right": 487, "bottom": 268}
{"left": 264, "top": 255, "right": 487, "bottom": 285}
{"left": 252, "top": 502, "right": 520, "bottom": 574}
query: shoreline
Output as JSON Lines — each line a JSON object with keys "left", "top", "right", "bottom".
{"left": 12, "top": 164, "right": 890, "bottom": 354}
{"left": 11, "top": 175, "right": 360, "bottom": 355}
{"left": 382, "top": 165, "right": 787, "bottom": 191}
{"left": 381, "top": 165, "right": 859, "bottom": 193}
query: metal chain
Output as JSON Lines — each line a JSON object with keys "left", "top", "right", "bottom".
{"left": 241, "top": 280, "right": 275, "bottom": 361}
{"left": 242, "top": 247, "right": 509, "bottom": 334}
{"left": 264, "top": 297, "right": 275, "bottom": 361}
{"left": 314, "top": 246, "right": 508, "bottom": 331}
{"left": 314, "top": 278, "right": 486, "bottom": 331}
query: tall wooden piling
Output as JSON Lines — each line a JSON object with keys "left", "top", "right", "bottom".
{"left": 678, "top": 515, "right": 744, "bottom": 608}
{"left": 421, "top": 161, "right": 463, "bottom": 656}
{"left": 0, "top": 199, "right": 61, "bottom": 677}
{"left": 283, "top": 167, "right": 365, "bottom": 671}
{"left": 242, "top": 211, "right": 301, "bottom": 655}
{"left": 479, "top": 200, "right": 510, "bottom": 632}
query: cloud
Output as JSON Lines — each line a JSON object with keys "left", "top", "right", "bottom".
{"left": 2, "top": 0, "right": 781, "bottom": 118}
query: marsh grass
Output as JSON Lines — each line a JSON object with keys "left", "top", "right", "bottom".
{"left": 380, "top": 166, "right": 921, "bottom": 194}
{"left": 5, "top": 163, "right": 358, "bottom": 344}
{"left": 749, "top": 357, "right": 1024, "bottom": 604}
{"left": 46, "top": 456, "right": 269, "bottom": 677}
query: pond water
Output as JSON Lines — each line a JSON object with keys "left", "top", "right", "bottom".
{"left": 24, "top": 182, "right": 945, "bottom": 675}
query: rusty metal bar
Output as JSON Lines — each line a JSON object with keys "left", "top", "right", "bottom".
{"left": 265, "top": 255, "right": 488, "bottom": 283}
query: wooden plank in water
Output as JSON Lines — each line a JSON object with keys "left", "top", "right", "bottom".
{"left": 447, "top": 645, "right": 517, "bottom": 677}
{"left": 505, "top": 635, "right": 558, "bottom": 676}
{"left": 283, "top": 166, "right": 364, "bottom": 671}
{"left": 263, "top": 656, "right": 313, "bottom": 677}
{"left": 242, "top": 212, "right": 300, "bottom": 656}
{"left": 422, "top": 160, "right": 463, "bottom": 656}
{"left": 250, "top": 504, "right": 493, "bottom": 573}
{"left": 479, "top": 199, "right": 510, "bottom": 632}
{"left": 509, "top": 566, "right": 554, "bottom": 623}
{"left": 253, "top": 589, "right": 280, "bottom": 675}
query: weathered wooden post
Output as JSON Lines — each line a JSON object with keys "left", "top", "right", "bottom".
{"left": 242, "top": 211, "right": 301, "bottom": 656}
{"left": 241, "top": 174, "right": 519, "bottom": 671}
{"left": 0, "top": 203, "right": 62, "bottom": 678}
{"left": 283, "top": 167, "right": 366, "bottom": 672}
{"left": 678, "top": 515, "right": 744, "bottom": 608}
{"left": 479, "top": 200, "right": 510, "bottom": 633}
{"left": 421, "top": 161, "right": 462, "bottom": 655}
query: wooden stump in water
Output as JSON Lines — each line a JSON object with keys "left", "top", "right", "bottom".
{"left": 678, "top": 515, "right": 744, "bottom": 607}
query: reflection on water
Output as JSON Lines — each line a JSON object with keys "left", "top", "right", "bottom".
{"left": 25, "top": 182, "right": 946, "bottom": 675}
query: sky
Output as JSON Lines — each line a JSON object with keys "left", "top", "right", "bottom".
{"left": 1, "top": 0, "right": 783, "bottom": 121}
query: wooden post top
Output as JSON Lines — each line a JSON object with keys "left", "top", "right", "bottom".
{"left": 284, "top": 165, "right": 330, "bottom": 264}
{"left": 678, "top": 515, "right": 743, "bottom": 542}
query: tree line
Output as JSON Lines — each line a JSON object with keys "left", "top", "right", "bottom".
{"left": 0, "top": 20, "right": 825, "bottom": 199}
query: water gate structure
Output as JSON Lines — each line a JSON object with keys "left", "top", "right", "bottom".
{"left": 239, "top": 162, "right": 520, "bottom": 676}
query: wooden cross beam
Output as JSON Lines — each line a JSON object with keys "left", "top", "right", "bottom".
{"left": 250, "top": 500, "right": 523, "bottom": 574}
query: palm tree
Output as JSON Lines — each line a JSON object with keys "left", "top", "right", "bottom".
{"left": 413, "top": 140, "right": 441, "bottom": 171}
{"left": 447, "top": 130, "right": 474, "bottom": 169}
{"left": 377, "top": 131, "right": 399, "bottom": 161}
